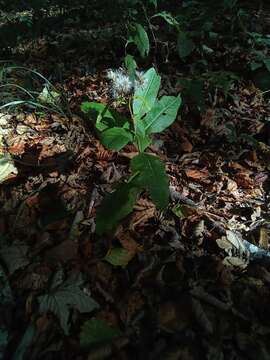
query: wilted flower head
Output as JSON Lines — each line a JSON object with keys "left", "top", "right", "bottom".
{"left": 106, "top": 68, "right": 145, "bottom": 99}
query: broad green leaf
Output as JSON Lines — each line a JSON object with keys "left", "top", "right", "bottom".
{"left": 128, "top": 23, "right": 149, "bottom": 58}
{"left": 142, "top": 95, "right": 181, "bottom": 134}
{"left": 131, "top": 153, "right": 169, "bottom": 209}
{"left": 0, "top": 154, "right": 17, "bottom": 184}
{"left": 104, "top": 247, "right": 133, "bottom": 267}
{"left": 133, "top": 67, "right": 161, "bottom": 120}
{"left": 100, "top": 127, "right": 133, "bottom": 151}
{"left": 38, "top": 271, "right": 99, "bottom": 335}
{"left": 96, "top": 183, "right": 140, "bottom": 235}
{"left": 81, "top": 102, "right": 129, "bottom": 131}
{"left": 177, "top": 32, "right": 195, "bottom": 59}
{"left": 133, "top": 120, "right": 152, "bottom": 152}
{"left": 125, "top": 54, "right": 137, "bottom": 82}
{"left": 81, "top": 102, "right": 114, "bottom": 131}
{"left": 81, "top": 102, "right": 113, "bottom": 118}
{"left": 80, "top": 318, "right": 122, "bottom": 348}
{"left": 134, "top": 132, "right": 152, "bottom": 153}
{"left": 0, "top": 242, "right": 29, "bottom": 275}
{"left": 152, "top": 12, "right": 179, "bottom": 27}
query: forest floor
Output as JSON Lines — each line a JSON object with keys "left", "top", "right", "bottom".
{"left": 1, "top": 13, "right": 270, "bottom": 360}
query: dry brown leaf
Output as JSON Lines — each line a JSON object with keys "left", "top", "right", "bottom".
{"left": 38, "top": 143, "right": 67, "bottom": 161}
{"left": 36, "top": 314, "right": 51, "bottom": 333}
{"left": 201, "top": 108, "right": 216, "bottom": 129}
{"left": 158, "top": 299, "right": 192, "bottom": 332}
{"left": 234, "top": 172, "right": 254, "bottom": 189}
{"left": 180, "top": 137, "right": 193, "bottom": 153}
{"left": 121, "top": 291, "right": 145, "bottom": 323}
{"left": 116, "top": 226, "right": 142, "bottom": 254}
{"left": 44, "top": 239, "right": 78, "bottom": 263}
{"left": 171, "top": 123, "right": 193, "bottom": 152}
{"left": 259, "top": 227, "right": 269, "bottom": 250}
{"left": 223, "top": 256, "right": 248, "bottom": 268}
{"left": 129, "top": 200, "right": 156, "bottom": 230}
{"left": 25, "top": 194, "right": 40, "bottom": 208}
{"left": 228, "top": 161, "right": 250, "bottom": 172}
{"left": 6, "top": 142, "right": 26, "bottom": 156}
{"left": 185, "top": 168, "right": 210, "bottom": 183}
{"left": 226, "top": 178, "right": 238, "bottom": 192}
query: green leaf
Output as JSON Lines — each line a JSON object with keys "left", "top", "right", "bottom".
{"left": 80, "top": 318, "right": 122, "bottom": 348}
{"left": 96, "top": 182, "right": 140, "bottom": 235}
{"left": 152, "top": 11, "right": 179, "bottom": 27}
{"left": 81, "top": 102, "right": 112, "bottom": 117}
{"left": 134, "top": 132, "right": 152, "bottom": 152}
{"left": 125, "top": 54, "right": 137, "bottom": 82}
{"left": 0, "top": 154, "right": 17, "bottom": 184}
{"left": 81, "top": 102, "right": 114, "bottom": 131}
{"left": 38, "top": 270, "right": 99, "bottom": 335}
{"left": 142, "top": 95, "right": 181, "bottom": 134}
{"left": 133, "top": 67, "right": 161, "bottom": 120}
{"left": 0, "top": 242, "right": 29, "bottom": 275}
{"left": 131, "top": 153, "right": 169, "bottom": 209}
{"left": 104, "top": 247, "right": 133, "bottom": 267}
{"left": 100, "top": 127, "right": 133, "bottom": 151}
{"left": 177, "top": 32, "right": 195, "bottom": 59}
{"left": 81, "top": 102, "right": 129, "bottom": 131}
{"left": 128, "top": 23, "right": 149, "bottom": 58}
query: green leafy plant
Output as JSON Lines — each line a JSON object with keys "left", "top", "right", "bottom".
{"left": 81, "top": 67, "right": 181, "bottom": 234}
{"left": 127, "top": 22, "right": 150, "bottom": 58}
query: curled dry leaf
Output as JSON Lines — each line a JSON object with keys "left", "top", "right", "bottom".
{"left": 223, "top": 256, "right": 248, "bottom": 269}
{"left": 184, "top": 168, "right": 210, "bottom": 184}
{"left": 234, "top": 172, "right": 254, "bottom": 189}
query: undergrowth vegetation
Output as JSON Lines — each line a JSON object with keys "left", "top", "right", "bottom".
{"left": 1, "top": 0, "right": 270, "bottom": 359}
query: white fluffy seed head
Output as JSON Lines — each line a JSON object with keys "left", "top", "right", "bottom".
{"left": 106, "top": 68, "right": 145, "bottom": 99}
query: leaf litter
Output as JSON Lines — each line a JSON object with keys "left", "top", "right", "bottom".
{"left": 1, "top": 13, "right": 270, "bottom": 360}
